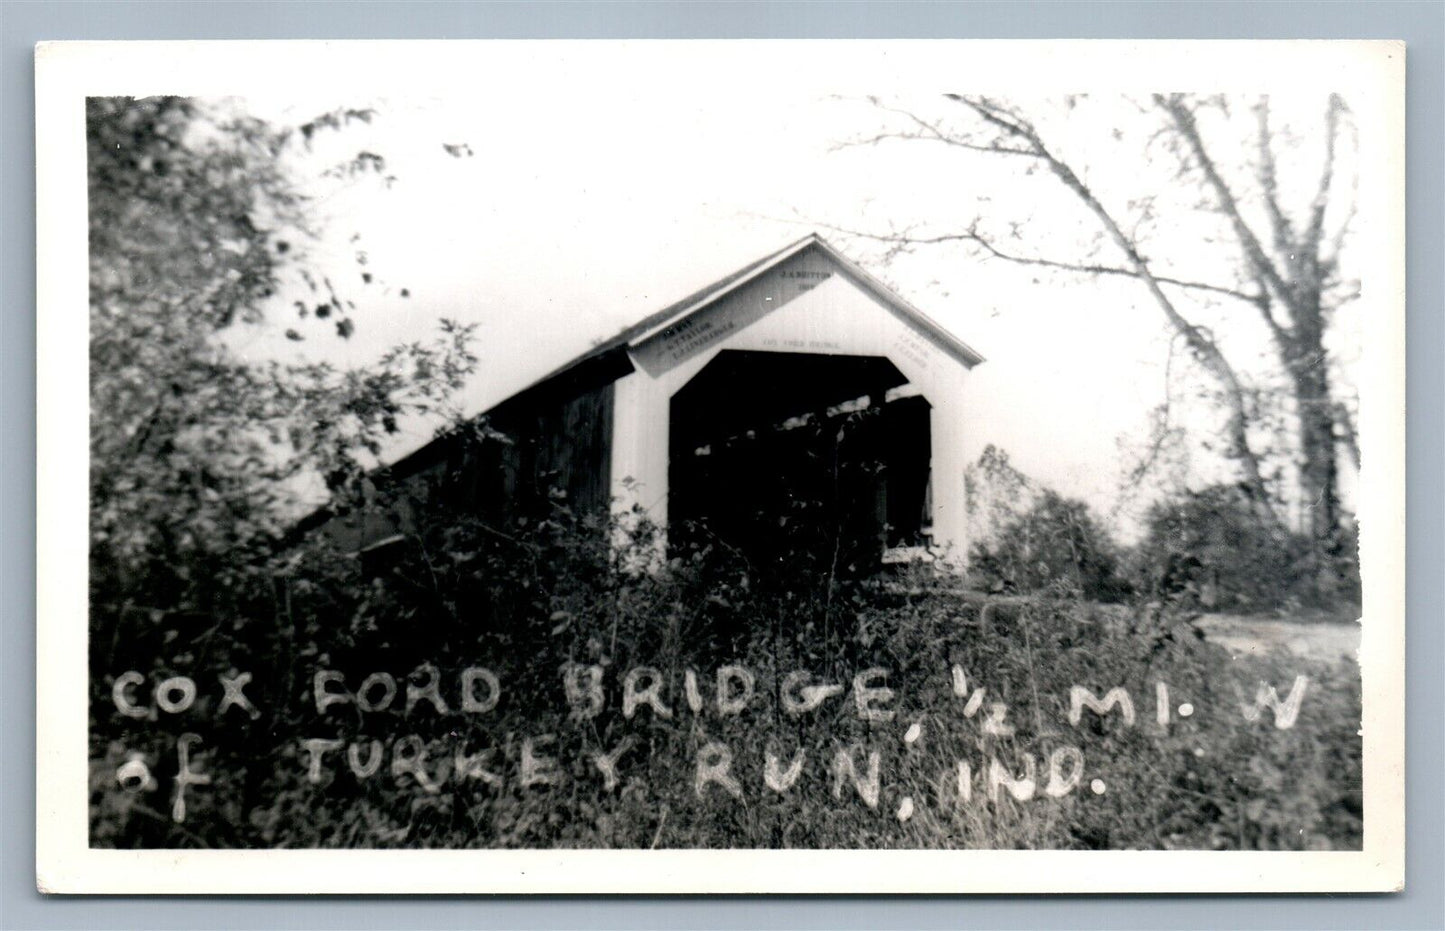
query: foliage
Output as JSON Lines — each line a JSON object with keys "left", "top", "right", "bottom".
{"left": 1136, "top": 484, "right": 1361, "bottom": 612}
{"left": 88, "top": 95, "right": 476, "bottom": 598}
{"left": 89, "top": 493, "right": 1361, "bottom": 852}
{"left": 87, "top": 95, "right": 480, "bottom": 845}
{"left": 965, "top": 447, "right": 1130, "bottom": 603}
{"left": 964, "top": 444, "right": 1040, "bottom": 549}
{"left": 969, "top": 491, "right": 1133, "bottom": 603}
{"left": 964, "top": 447, "right": 1358, "bottom": 613}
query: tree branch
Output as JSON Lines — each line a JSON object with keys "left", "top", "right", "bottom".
{"left": 1253, "top": 98, "right": 1298, "bottom": 261}
{"left": 946, "top": 93, "right": 1279, "bottom": 519}
{"left": 834, "top": 129, "right": 1036, "bottom": 157}
{"left": 1326, "top": 103, "right": 1360, "bottom": 264}
{"left": 814, "top": 220, "right": 1261, "bottom": 302}
{"left": 1248, "top": 270, "right": 1291, "bottom": 348}
{"left": 1120, "top": 331, "right": 1186, "bottom": 495}
{"left": 1158, "top": 94, "right": 1299, "bottom": 319}
{"left": 1303, "top": 94, "right": 1346, "bottom": 259}
{"left": 833, "top": 100, "right": 1038, "bottom": 157}
{"left": 959, "top": 228, "right": 1263, "bottom": 302}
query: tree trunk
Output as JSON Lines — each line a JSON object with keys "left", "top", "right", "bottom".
{"left": 1284, "top": 316, "right": 1345, "bottom": 595}
{"left": 1291, "top": 362, "right": 1340, "bottom": 543}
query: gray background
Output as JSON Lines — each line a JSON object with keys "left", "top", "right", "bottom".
{"left": 1, "top": 2, "right": 1440, "bottom": 928}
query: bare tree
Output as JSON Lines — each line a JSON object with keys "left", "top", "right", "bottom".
{"left": 831, "top": 93, "right": 1359, "bottom": 576}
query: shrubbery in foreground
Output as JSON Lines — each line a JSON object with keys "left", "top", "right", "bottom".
{"left": 90, "top": 506, "right": 1362, "bottom": 851}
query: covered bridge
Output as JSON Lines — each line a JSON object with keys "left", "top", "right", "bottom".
{"left": 320, "top": 233, "right": 985, "bottom": 576}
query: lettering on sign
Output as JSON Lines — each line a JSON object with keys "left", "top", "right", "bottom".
{"left": 759, "top": 338, "right": 842, "bottom": 351}
{"left": 657, "top": 316, "right": 739, "bottom": 364}
{"left": 779, "top": 269, "right": 832, "bottom": 292}
{"left": 892, "top": 330, "right": 941, "bottom": 372}
{"left": 632, "top": 260, "right": 841, "bottom": 374}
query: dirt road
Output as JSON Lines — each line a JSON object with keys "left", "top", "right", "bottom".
{"left": 1195, "top": 614, "right": 1361, "bottom": 664}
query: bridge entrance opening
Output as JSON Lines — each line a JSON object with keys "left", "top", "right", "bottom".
{"left": 668, "top": 350, "right": 932, "bottom": 579}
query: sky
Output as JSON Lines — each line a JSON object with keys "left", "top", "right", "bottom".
{"left": 219, "top": 80, "right": 1363, "bottom": 537}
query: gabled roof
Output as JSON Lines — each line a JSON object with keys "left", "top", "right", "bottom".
{"left": 519, "top": 232, "right": 984, "bottom": 395}
{"left": 636, "top": 233, "right": 984, "bottom": 366}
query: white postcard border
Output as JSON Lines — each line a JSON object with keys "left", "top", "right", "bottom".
{"left": 36, "top": 39, "right": 1406, "bottom": 894}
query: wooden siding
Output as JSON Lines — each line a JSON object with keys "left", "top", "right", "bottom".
{"left": 485, "top": 378, "right": 615, "bottom": 524}
{"left": 311, "top": 374, "right": 617, "bottom": 558}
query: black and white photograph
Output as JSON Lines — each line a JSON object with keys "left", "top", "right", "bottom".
{"left": 36, "top": 40, "right": 1405, "bottom": 893}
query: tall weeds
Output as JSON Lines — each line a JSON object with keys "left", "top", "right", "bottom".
{"left": 89, "top": 504, "right": 1362, "bottom": 850}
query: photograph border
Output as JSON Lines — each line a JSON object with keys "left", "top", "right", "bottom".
{"left": 4, "top": 1, "right": 1441, "bottom": 927}
{"left": 34, "top": 36, "right": 1405, "bottom": 896}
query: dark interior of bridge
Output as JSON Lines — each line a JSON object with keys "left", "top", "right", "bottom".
{"left": 668, "top": 350, "right": 932, "bottom": 578}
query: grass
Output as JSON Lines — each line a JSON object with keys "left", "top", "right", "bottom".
{"left": 89, "top": 541, "right": 1363, "bottom": 851}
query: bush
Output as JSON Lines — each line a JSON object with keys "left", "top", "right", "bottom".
{"left": 968, "top": 491, "right": 1133, "bottom": 603}
{"left": 1136, "top": 485, "right": 1361, "bottom": 613}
